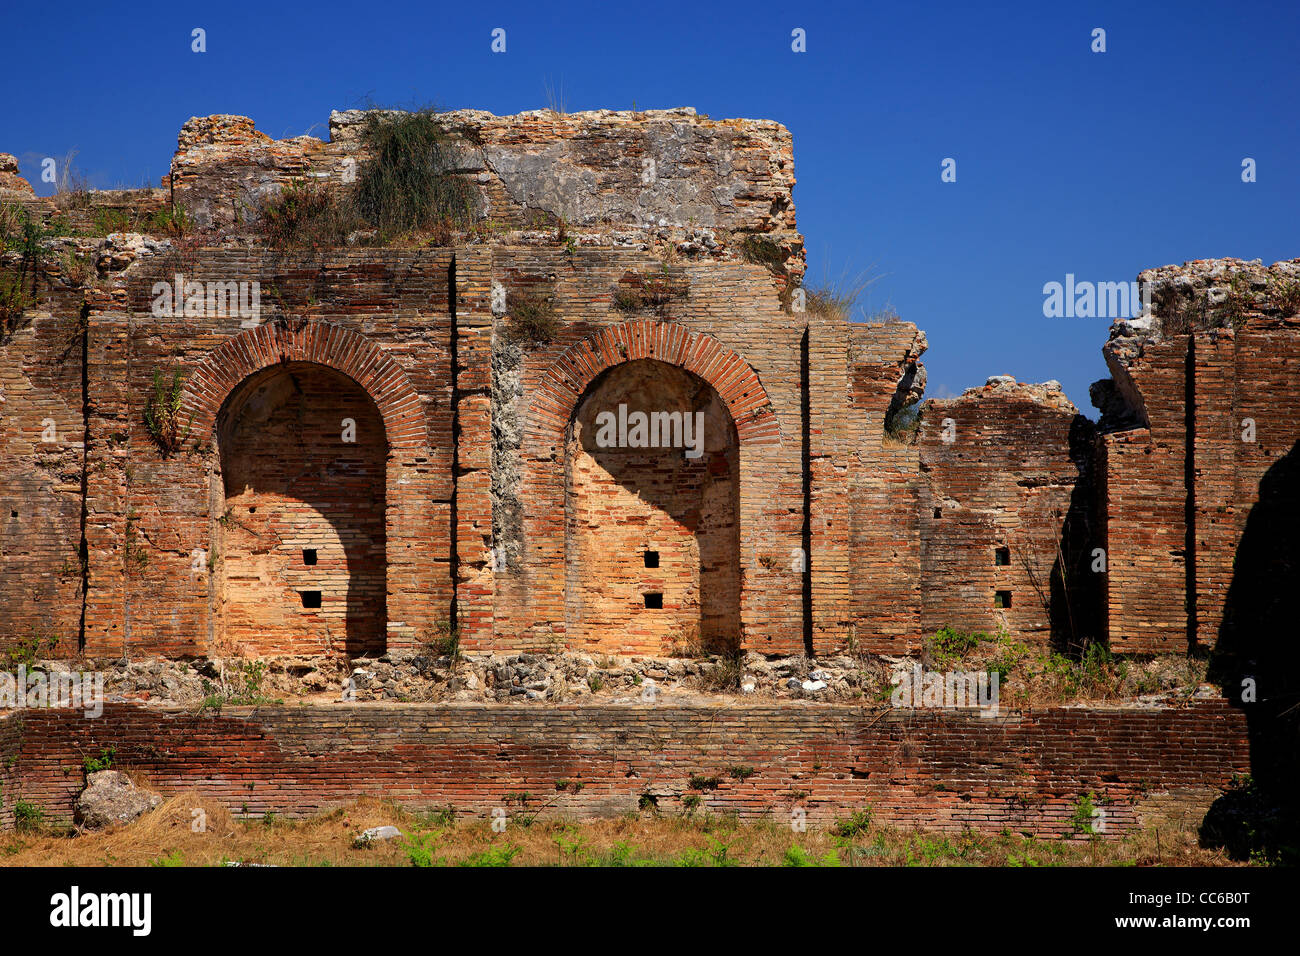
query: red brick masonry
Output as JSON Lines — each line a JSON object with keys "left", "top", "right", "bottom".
{"left": 2, "top": 700, "right": 1248, "bottom": 835}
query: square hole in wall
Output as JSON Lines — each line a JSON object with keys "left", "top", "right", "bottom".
{"left": 301, "top": 590, "right": 322, "bottom": 609}
{"left": 994, "top": 590, "right": 1012, "bottom": 609}
{"left": 933, "top": 508, "right": 942, "bottom": 519}
{"left": 644, "top": 550, "right": 659, "bottom": 568}
{"left": 303, "top": 548, "right": 318, "bottom": 566}
{"left": 643, "top": 592, "right": 663, "bottom": 609}
{"left": 994, "top": 546, "right": 1010, "bottom": 566}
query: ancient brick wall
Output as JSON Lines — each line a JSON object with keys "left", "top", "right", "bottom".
{"left": 3, "top": 111, "right": 1298, "bottom": 667}
{"left": 4, "top": 701, "right": 1250, "bottom": 835}
{"left": 0, "top": 289, "right": 87, "bottom": 655}
{"left": 62, "top": 248, "right": 459, "bottom": 659}
{"left": 1098, "top": 259, "right": 1300, "bottom": 653}
{"left": 916, "top": 380, "right": 1090, "bottom": 643}
{"left": 1098, "top": 333, "right": 1190, "bottom": 653}
{"left": 501, "top": 249, "right": 805, "bottom": 656}
{"left": 216, "top": 362, "right": 388, "bottom": 657}
{"left": 845, "top": 322, "right": 927, "bottom": 652}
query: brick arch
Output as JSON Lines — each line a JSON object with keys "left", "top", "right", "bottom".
{"left": 182, "top": 322, "right": 428, "bottom": 449}
{"left": 527, "top": 319, "right": 780, "bottom": 446}
{"left": 184, "top": 321, "right": 443, "bottom": 654}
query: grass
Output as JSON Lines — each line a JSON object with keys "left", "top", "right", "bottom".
{"left": 0, "top": 794, "right": 1254, "bottom": 867}
{"left": 258, "top": 108, "right": 479, "bottom": 248}
{"left": 1156, "top": 272, "right": 1259, "bottom": 334}
{"left": 901, "top": 628, "right": 1208, "bottom": 708}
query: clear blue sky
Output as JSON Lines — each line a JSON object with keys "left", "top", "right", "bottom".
{"left": 5, "top": 0, "right": 1297, "bottom": 413}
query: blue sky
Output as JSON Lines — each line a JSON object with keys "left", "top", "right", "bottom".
{"left": 5, "top": 0, "right": 1297, "bottom": 412}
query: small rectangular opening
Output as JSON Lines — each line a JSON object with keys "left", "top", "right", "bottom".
{"left": 994, "top": 546, "right": 1010, "bottom": 566}
{"left": 301, "top": 590, "right": 322, "bottom": 609}
{"left": 933, "top": 508, "right": 942, "bottom": 519}
{"left": 644, "top": 550, "right": 659, "bottom": 568}
{"left": 994, "top": 590, "right": 1012, "bottom": 609}
{"left": 303, "top": 548, "right": 318, "bottom": 566}
{"left": 643, "top": 592, "right": 663, "bottom": 609}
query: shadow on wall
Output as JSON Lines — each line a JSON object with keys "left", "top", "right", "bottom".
{"left": 1048, "top": 414, "right": 1102, "bottom": 654}
{"left": 215, "top": 362, "right": 388, "bottom": 657}
{"left": 1202, "top": 439, "right": 1300, "bottom": 863}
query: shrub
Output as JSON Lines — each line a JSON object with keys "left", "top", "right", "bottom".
{"left": 1071, "top": 791, "right": 1100, "bottom": 835}
{"left": 59, "top": 249, "right": 95, "bottom": 286}
{"left": 700, "top": 647, "right": 746, "bottom": 691}
{"left": 1, "top": 633, "right": 59, "bottom": 671}
{"left": 831, "top": 808, "right": 874, "bottom": 839}
{"left": 461, "top": 844, "right": 520, "bottom": 867}
{"left": 143, "top": 367, "right": 193, "bottom": 456}
{"left": 258, "top": 179, "right": 350, "bottom": 249}
{"left": 924, "top": 626, "right": 984, "bottom": 668}
{"left": 91, "top": 207, "right": 135, "bottom": 235}
{"left": 13, "top": 800, "right": 44, "bottom": 833}
{"left": 612, "top": 269, "right": 690, "bottom": 315}
{"left": 738, "top": 234, "right": 785, "bottom": 273}
{"left": 883, "top": 402, "right": 921, "bottom": 444}
{"left": 1269, "top": 277, "right": 1300, "bottom": 316}
{"left": 83, "top": 747, "right": 115, "bottom": 774}
{"left": 402, "top": 832, "right": 441, "bottom": 867}
{"left": 420, "top": 618, "right": 462, "bottom": 667}
{"left": 149, "top": 203, "right": 191, "bottom": 239}
{"left": 0, "top": 202, "right": 23, "bottom": 249}
{"left": 353, "top": 110, "right": 480, "bottom": 241}
{"left": 0, "top": 273, "right": 31, "bottom": 341}
{"left": 506, "top": 291, "right": 560, "bottom": 345}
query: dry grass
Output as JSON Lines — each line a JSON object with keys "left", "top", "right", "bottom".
{"left": 0, "top": 795, "right": 1248, "bottom": 867}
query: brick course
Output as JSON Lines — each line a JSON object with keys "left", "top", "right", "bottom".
{"left": 2, "top": 700, "right": 1249, "bottom": 835}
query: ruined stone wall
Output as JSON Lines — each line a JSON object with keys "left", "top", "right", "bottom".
{"left": 5, "top": 701, "right": 1250, "bottom": 834}
{"left": 1098, "top": 259, "right": 1300, "bottom": 653}
{"left": 916, "top": 380, "right": 1091, "bottom": 643}
{"left": 45, "top": 247, "right": 459, "bottom": 660}
{"left": 4, "top": 110, "right": 1298, "bottom": 667}
{"left": 169, "top": 109, "right": 804, "bottom": 278}
{"left": 0, "top": 290, "right": 87, "bottom": 654}
{"left": 845, "top": 322, "right": 927, "bottom": 652}
{"left": 500, "top": 248, "right": 804, "bottom": 656}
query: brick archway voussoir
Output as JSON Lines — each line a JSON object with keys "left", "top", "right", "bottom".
{"left": 183, "top": 322, "right": 428, "bottom": 451}
{"left": 527, "top": 319, "right": 779, "bottom": 447}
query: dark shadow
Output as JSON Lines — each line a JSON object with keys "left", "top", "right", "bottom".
{"left": 1201, "top": 440, "right": 1300, "bottom": 863}
{"left": 216, "top": 361, "right": 388, "bottom": 656}
{"left": 1048, "top": 414, "right": 1101, "bottom": 654}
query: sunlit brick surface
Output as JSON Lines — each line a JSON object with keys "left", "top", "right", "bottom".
{"left": 217, "top": 363, "right": 387, "bottom": 656}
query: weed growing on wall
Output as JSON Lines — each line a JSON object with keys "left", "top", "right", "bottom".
{"left": 505, "top": 291, "right": 560, "bottom": 345}
{"left": 143, "top": 367, "right": 193, "bottom": 456}
{"left": 354, "top": 110, "right": 479, "bottom": 239}
{"left": 0, "top": 272, "right": 30, "bottom": 341}
{"left": 259, "top": 108, "right": 479, "bottom": 247}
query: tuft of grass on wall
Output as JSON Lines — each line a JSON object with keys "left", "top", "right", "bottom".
{"left": 353, "top": 109, "right": 480, "bottom": 242}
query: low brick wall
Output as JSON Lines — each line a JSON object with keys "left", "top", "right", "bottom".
{"left": 3, "top": 700, "right": 1249, "bottom": 836}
